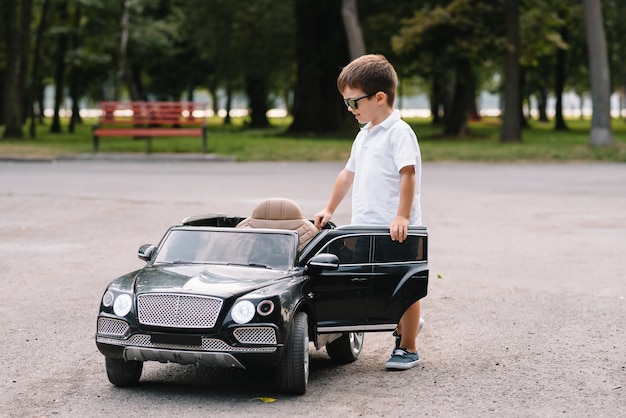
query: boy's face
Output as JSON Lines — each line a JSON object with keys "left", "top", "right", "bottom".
{"left": 341, "top": 87, "right": 391, "bottom": 127}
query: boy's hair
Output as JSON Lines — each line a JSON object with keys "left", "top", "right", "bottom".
{"left": 337, "top": 54, "right": 398, "bottom": 107}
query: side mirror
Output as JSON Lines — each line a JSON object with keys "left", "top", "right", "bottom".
{"left": 138, "top": 244, "right": 156, "bottom": 262}
{"left": 306, "top": 253, "right": 339, "bottom": 271}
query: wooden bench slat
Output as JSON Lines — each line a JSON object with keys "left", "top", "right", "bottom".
{"left": 93, "top": 128, "right": 204, "bottom": 137}
{"left": 97, "top": 120, "right": 203, "bottom": 126}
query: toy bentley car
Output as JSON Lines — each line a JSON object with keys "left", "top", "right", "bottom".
{"left": 96, "top": 198, "right": 428, "bottom": 394}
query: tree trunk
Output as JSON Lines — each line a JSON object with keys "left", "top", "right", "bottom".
{"left": 519, "top": 68, "right": 528, "bottom": 128}
{"left": 114, "top": 0, "right": 132, "bottom": 101}
{"left": 224, "top": 80, "right": 233, "bottom": 125}
{"left": 2, "top": 0, "right": 24, "bottom": 138}
{"left": 69, "top": 2, "right": 82, "bottom": 133}
{"left": 37, "top": 84, "right": 45, "bottom": 124}
{"left": 583, "top": 0, "right": 614, "bottom": 146}
{"left": 0, "top": 68, "right": 4, "bottom": 126}
{"left": 443, "top": 58, "right": 473, "bottom": 137}
{"left": 50, "top": 0, "right": 69, "bottom": 133}
{"left": 29, "top": 0, "right": 51, "bottom": 138}
{"left": 19, "top": 0, "right": 33, "bottom": 126}
{"left": 288, "top": 0, "right": 350, "bottom": 134}
{"left": 430, "top": 74, "right": 445, "bottom": 125}
{"left": 209, "top": 87, "right": 219, "bottom": 117}
{"left": 341, "top": 0, "right": 365, "bottom": 60}
{"left": 245, "top": 76, "right": 270, "bottom": 128}
{"left": 500, "top": 0, "right": 522, "bottom": 142}
{"left": 575, "top": 91, "right": 585, "bottom": 120}
{"left": 553, "top": 24, "right": 568, "bottom": 131}
{"left": 537, "top": 86, "right": 548, "bottom": 122}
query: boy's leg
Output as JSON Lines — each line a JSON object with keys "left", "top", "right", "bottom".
{"left": 398, "top": 300, "right": 420, "bottom": 353}
{"left": 385, "top": 301, "right": 422, "bottom": 370}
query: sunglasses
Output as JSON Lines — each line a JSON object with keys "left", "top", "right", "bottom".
{"left": 343, "top": 93, "right": 375, "bottom": 109}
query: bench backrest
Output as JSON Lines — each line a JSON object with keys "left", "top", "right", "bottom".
{"left": 98, "top": 101, "right": 207, "bottom": 126}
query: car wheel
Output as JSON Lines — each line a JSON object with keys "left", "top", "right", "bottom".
{"left": 105, "top": 357, "right": 143, "bottom": 386}
{"left": 326, "top": 332, "right": 364, "bottom": 363}
{"left": 275, "top": 311, "right": 309, "bottom": 395}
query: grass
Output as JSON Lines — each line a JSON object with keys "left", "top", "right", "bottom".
{"left": 1, "top": 115, "right": 625, "bottom": 162}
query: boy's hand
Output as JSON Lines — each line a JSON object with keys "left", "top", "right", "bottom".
{"left": 389, "top": 216, "right": 409, "bottom": 242}
{"left": 314, "top": 209, "right": 333, "bottom": 229}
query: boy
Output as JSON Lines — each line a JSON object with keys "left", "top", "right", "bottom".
{"left": 314, "top": 54, "right": 423, "bottom": 370}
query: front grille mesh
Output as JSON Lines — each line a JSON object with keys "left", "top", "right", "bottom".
{"left": 233, "top": 327, "right": 277, "bottom": 345}
{"left": 96, "top": 334, "right": 276, "bottom": 352}
{"left": 137, "top": 293, "right": 222, "bottom": 328}
{"left": 97, "top": 318, "right": 130, "bottom": 336}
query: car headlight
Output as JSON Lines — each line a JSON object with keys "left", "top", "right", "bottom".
{"left": 113, "top": 294, "right": 133, "bottom": 317}
{"left": 231, "top": 300, "right": 256, "bottom": 324}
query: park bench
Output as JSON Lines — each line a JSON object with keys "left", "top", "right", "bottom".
{"left": 92, "top": 101, "right": 208, "bottom": 153}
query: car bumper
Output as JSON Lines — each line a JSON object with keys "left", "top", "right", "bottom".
{"left": 96, "top": 329, "right": 282, "bottom": 369}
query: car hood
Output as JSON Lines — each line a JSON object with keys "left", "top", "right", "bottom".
{"left": 134, "top": 264, "right": 293, "bottom": 299}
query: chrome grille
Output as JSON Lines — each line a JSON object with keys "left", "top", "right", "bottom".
{"left": 233, "top": 327, "right": 277, "bottom": 345}
{"left": 97, "top": 318, "right": 130, "bottom": 337}
{"left": 137, "top": 293, "right": 222, "bottom": 328}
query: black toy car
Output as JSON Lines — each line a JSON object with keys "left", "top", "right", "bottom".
{"left": 96, "top": 198, "right": 428, "bottom": 394}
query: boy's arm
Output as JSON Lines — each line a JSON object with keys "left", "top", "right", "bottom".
{"left": 390, "top": 165, "right": 416, "bottom": 243}
{"left": 314, "top": 168, "right": 355, "bottom": 228}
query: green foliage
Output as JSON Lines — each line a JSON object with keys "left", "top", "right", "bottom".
{"left": 392, "top": 0, "right": 506, "bottom": 72}
{"left": 183, "top": 0, "right": 295, "bottom": 97}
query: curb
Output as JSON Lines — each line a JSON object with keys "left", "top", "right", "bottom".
{"left": 0, "top": 153, "right": 237, "bottom": 163}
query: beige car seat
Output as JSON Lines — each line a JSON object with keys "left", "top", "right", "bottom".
{"left": 236, "top": 198, "right": 319, "bottom": 250}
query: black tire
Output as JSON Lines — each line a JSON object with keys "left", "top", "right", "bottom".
{"left": 105, "top": 357, "right": 143, "bottom": 386}
{"left": 275, "top": 311, "right": 309, "bottom": 395}
{"left": 326, "top": 332, "right": 364, "bottom": 363}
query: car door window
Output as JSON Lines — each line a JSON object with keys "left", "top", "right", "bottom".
{"left": 373, "top": 235, "right": 425, "bottom": 263}
{"left": 323, "top": 235, "right": 370, "bottom": 264}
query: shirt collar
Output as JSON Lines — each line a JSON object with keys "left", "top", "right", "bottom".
{"left": 360, "top": 109, "right": 400, "bottom": 132}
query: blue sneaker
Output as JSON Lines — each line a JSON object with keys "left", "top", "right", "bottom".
{"left": 385, "top": 348, "right": 420, "bottom": 370}
{"left": 392, "top": 317, "right": 425, "bottom": 350}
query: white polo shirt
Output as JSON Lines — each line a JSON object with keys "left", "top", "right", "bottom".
{"left": 345, "top": 110, "right": 422, "bottom": 226}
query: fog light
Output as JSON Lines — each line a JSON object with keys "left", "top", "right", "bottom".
{"left": 257, "top": 300, "right": 275, "bottom": 316}
{"left": 102, "top": 291, "right": 114, "bottom": 307}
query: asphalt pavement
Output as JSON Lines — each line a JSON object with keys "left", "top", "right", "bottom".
{"left": 0, "top": 159, "right": 624, "bottom": 417}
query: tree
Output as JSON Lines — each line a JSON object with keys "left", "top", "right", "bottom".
{"left": 2, "top": 0, "right": 32, "bottom": 139}
{"left": 550, "top": 2, "right": 586, "bottom": 131}
{"left": 49, "top": 0, "right": 69, "bottom": 133}
{"left": 602, "top": 0, "right": 626, "bottom": 121}
{"left": 184, "top": 0, "right": 295, "bottom": 127}
{"left": 359, "top": 0, "right": 428, "bottom": 114}
{"left": 28, "top": 0, "right": 52, "bottom": 138}
{"left": 501, "top": 0, "right": 521, "bottom": 142}
{"left": 553, "top": 16, "right": 568, "bottom": 131}
{"left": 582, "top": 0, "right": 614, "bottom": 146}
{"left": 393, "top": 0, "right": 505, "bottom": 137}
{"left": 114, "top": 0, "right": 133, "bottom": 100}
{"left": 519, "top": 1, "right": 565, "bottom": 123}
{"left": 288, "top": 0, "right": 351, "bottom": 134}
{"left": 341, "top": 0, "right": 365, "bottom": 60}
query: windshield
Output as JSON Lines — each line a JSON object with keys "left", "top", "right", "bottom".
{"left": 154, "top": 229, "right": 296, "bottom": 270}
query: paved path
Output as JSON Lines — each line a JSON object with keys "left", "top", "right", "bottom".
{"left": 0, "top": 160, "right": 624, "bottom": 417}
